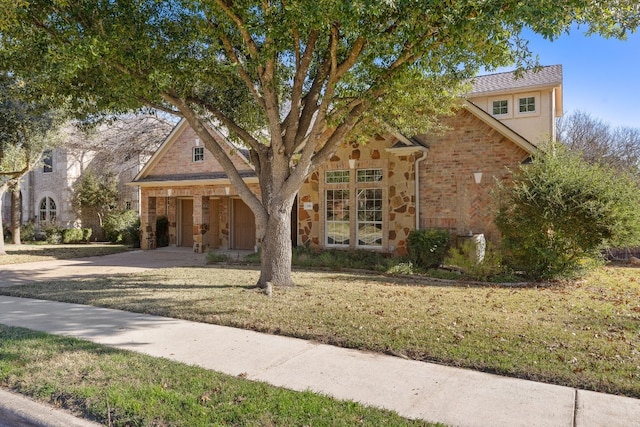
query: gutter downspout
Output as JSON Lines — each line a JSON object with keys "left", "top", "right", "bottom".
{"left": 414, "top": 147, "right": 428, "bottom": 230}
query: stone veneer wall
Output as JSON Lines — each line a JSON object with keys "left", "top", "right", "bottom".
{"left": 298, "top": 134, "right": 418, "bottom": 255}
{"left": 418, "top": 109, "right": 530, "bottom": 242}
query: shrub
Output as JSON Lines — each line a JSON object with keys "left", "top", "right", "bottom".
{"left": 43, "top": 224, "right": 64, "bottom": 244}
{"left": 445, "top": 239, "right": 506, "bottom": 281}
{"left": 206, "top": 251, "right": 231, "bottom": 264}
{"left": 103, "top": 210, "right": 140, "bottom": 246}
{"left": 62, "top": 228, "right": 84, "bottom": 244}
{"left": 82, "top": 228, "right": 93, "bottom": 242}
{"left": 20, "top": 221, "right": 36, "bottom": 242}
{"left": 407, "top": 229, "right": 450, "bottom": 269}
{"left": 496, "top": 143, "right": 640, "bottom": 279}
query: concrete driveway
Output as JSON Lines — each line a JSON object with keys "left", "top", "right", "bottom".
{"left": 0, "top": 247, "right": 210, "bottom": 287}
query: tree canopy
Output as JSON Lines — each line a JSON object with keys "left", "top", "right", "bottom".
{"left": 2, "top": 0, "right": 638, "bottom": 285}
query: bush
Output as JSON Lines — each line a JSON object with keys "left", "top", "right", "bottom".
{"left": 103, "top": 210, "right": 140, "bottom": 246}
{"left": 62, "top": 228, "right": 84, "bottom": 244}
{"left": 206, "top": 251, "right": 231, "bottom": 263}
{"left": 60, "top": 228, "right": 92, "bottom": 244}
{"left": 496, "top": 143, "right": 640, "bottom": 279}
{"left": 82, "top": 228, "right": 93, "bottom": 242}
{"left": 407, "top": 229, "right": 450, "bottom": 269}
{"left": 445, "top": 239, "right": 506, "bottom": 281}
{"left": 43, "top": 224, "right": 64, "bottom": 244}
{"left": 20, "top": 221, "right": 36, "bottom": 242}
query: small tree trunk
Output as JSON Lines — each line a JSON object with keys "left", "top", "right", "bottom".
{"left": 10, "top": 181, "right": 21, "bottom": 244}
{"left": 0, "top": 184, "right": 7, "bottom": 255}
{"left": 257, "top": 203, "right": 294, "bottom": 288}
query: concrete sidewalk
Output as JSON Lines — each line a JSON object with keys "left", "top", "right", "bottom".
{"left": 1, "top": 296, "right": 639, "bottom": 427}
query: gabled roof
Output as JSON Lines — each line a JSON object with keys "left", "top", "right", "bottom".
{"left": 468, "top": 64, "right": 563, "bottom": 96}
{"left": 131, "top": 119, "right": 256, "bottom": 186}
{"left": 462, "top": 101, "right": 537, "bottom": 154}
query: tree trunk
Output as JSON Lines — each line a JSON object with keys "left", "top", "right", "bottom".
{"left": 10, "top": 181, "right": 21, "bottom": 244}
{"left": 0, "top": 184, "right": 7, "bottom": 255}
{"left": 257, "top": 200, "right": 295, "bottom": 289}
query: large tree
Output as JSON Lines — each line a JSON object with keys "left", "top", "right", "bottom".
{"left": 0, "top": 72, "right": 61, "bottom": 254}
{"left": 1, "top": 1, "right": 637, "bottom": 286}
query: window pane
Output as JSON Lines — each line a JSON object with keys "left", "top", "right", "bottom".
{"left": 519, "top": 97, "right": 535, "bottom": 112}
{"left": 326, "top": 189, "right": 350, "bottom": 245}
{"left": 356, "top": 188, "right": 382, "bottom": 247}
{"left": 356, "top": 169, "right": 383, "bottom": 183}
{"left": 325, "top": 170, "right": 350, "bottom": 183}
{"left": 193, "top": 147, "right": 204, "bottom": 162}
{"left": 43, "top": 150, "right": 53, "bottom": 173}
{"left": 492, "top": 100, "right": 508, "bottom": 115}
{"left": 327, "top": 222, "right": 350, "bottom": 245}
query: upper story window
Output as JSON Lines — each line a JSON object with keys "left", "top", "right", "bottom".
{"left": 356, "top": 168, "right": 383, "bottom": 183}
{"left": 519, "top": 96, "right": 536, "bottom": 113}
{"left": 43, "top": 150, "right": 53, "bottom": 173}
{"left": 492, "top": 99, "right": 509, "bottom": 116}
{"left": 325, "top": 170, "right": 350, "bottom": 183}
{"left": 193, "top": 146, "right": 204, "bottom": 162}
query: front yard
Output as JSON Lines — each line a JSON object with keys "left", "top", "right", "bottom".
{"left": 1, "top": 259, "right": 638, "bottom": 398}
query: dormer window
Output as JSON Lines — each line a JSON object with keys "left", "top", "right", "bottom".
{"left": 492, "top": 99, "right": 509, "bottom": 116}
{"left": 519, "top": 96, "right": 536, "bottom": 113}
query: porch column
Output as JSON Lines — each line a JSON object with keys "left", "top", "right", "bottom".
{"left": 167, "top": 197, "right": 177, "bottom": 245}
{"left": 192, "top": 195, "right": 209, "bottom": 253}
{"left": 141, "top": 195, "right": 157, "bottom": 250}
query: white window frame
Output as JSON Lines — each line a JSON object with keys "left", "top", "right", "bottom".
{"left": 325, "top": 188, "right": 350, "bottom": 247}
{"left": 356, "top": 188, "right": 383, "bottom": 248}
{"left": 515, "top": 92, "right": 540, "bottom": 117}
{"left": 488, "top": 96, "right": 512, "bottom": 118}
{"left": 193, "top": 146, "right": 204, "bottom": 162}
{"left": 42, "top": 150, "right": 53, "bottom": 173}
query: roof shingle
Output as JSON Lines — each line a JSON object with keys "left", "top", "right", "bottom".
{"left": 468, "top": 64, "right": 562, "bottom": 95}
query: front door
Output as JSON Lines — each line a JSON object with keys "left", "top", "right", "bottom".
{"left": 179, "top": 199, "right": 194, "bottom": 248}
{"left": 232, "top": 198, "right": 256, "bottom": 250}
{"left": 207, "top": 198, "right": 220, "bottom": 249}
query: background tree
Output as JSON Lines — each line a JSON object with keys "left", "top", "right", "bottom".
{"left": 496, "top": 143, "right": 640, "bottom": 279}
{"left": 72, "top": 170, "right": 120, "bottom": 233}
{"left": 1, "top": 1, "right": 637, "bottom": 286}
{"left": 0, "top": 72, "right": 62, "bottom": 254}
{"left": 557, "top": 111, "right": 640, "bottom": 174}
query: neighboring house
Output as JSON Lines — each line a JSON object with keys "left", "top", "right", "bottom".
{"left": 1, "top": 143, "right": 152, "bottom": 239}
{"left": 131, "top": 65, "right": 563, "bottom": 255}
{"left": 2, "top": 147, "right": 93, "bottom": 231}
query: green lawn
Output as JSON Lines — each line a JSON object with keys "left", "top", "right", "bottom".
{"left": 2, "top": 262, "right": 639, "bottom": 399}
{"left": 0, "top": 243, "right": 131, "bottom": 265}
{"left": 0, "top": 325, "right": 436, "bottom": 427}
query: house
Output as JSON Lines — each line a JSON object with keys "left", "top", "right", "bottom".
{"left": 131, "top": 65, "right": 563, "bottom": 255}
{"left": 2, "top": 116, "right": 173, "bottom": 239}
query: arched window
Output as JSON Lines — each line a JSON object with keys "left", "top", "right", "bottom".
{"left": 39, "top": 197, "right": 57, "bottom": 224}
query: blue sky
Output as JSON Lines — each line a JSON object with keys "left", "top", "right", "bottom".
{"left": 510, "top": 27, "right": 640, "bottom": 129}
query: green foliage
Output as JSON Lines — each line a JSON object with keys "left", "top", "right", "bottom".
{"left": 61, "top": 228, "right": 92, "bottom": 244}
{"left": 42, "top": 224, "right": 63, "bottom": 244}
{"left": 496, "top": 143, "right": 640, "bottom": 279}
{"left": 103, "top": 210, "right": 140, "bottom": 246}
{"left": 20, "top": 221, "right": 36, "bottom": 242}
{"left": 407, "top": 229, "right": 451, "bottom": 269}
{"left": 445, "top": 240, "right": 507, "bottom": 281}
{"left": 155, "top": 215, "right": 169, "bottom": 248}
{"left": 206, "top": 251, "right": 231, "bottom": 264}
{"left": 72, "top": 170, "right": 119, "bottom": 221}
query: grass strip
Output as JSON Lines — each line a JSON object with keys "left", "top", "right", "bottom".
{"left": 2, "top": 264, "right": 639, "bottom": 398}
{"left": 0, "top": 325, "right": 439, "bottom": 427}
{"left": 0, "top": 244, "right": 131, "bottom": 265}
